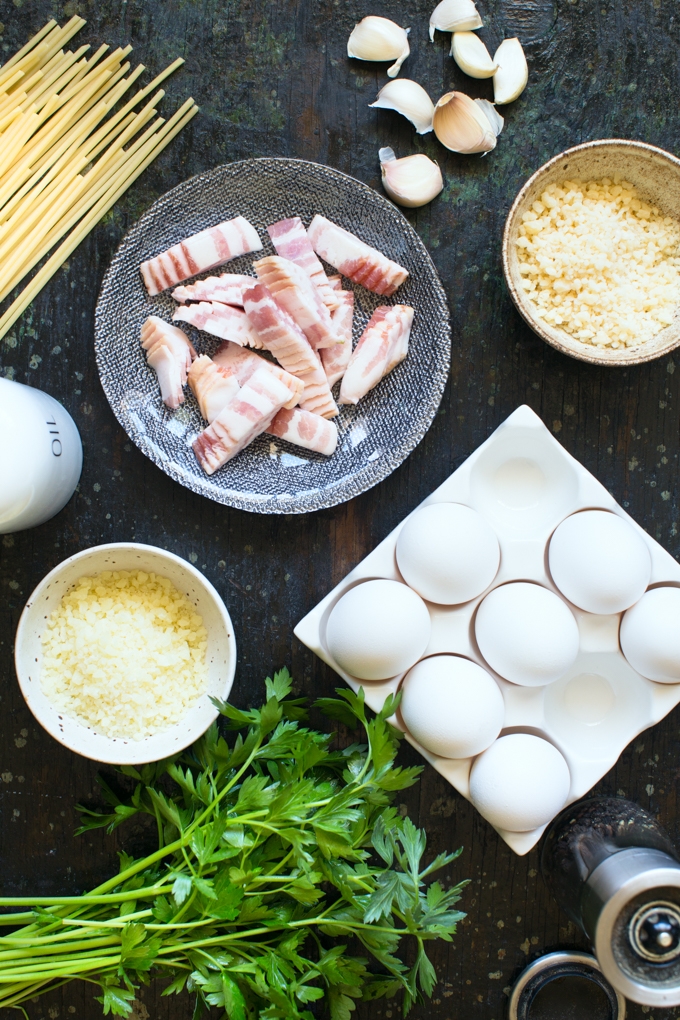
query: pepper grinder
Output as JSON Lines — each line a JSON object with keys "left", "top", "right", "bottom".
{"left": 542, "top": 796, "right": 680, "bottom": 1008}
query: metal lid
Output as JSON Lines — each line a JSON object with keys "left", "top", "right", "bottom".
{"left": 507, "top": 950, "right": 626, "bottom": 1020}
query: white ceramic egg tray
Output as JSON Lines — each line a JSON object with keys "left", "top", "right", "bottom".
{"left": 294, "top": 405, "right": 680, "bottom": 855}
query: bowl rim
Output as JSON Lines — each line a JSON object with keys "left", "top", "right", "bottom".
{"left": 14, "top": 541, "right": 237, "bottom": 764}
{"left": 502, "top": 138, "right": 680, "bottom": 367}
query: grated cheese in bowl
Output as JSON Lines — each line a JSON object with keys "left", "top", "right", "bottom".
{"left": 515, "top": 176, "right": 680, "bottom": 349}
{"left": 41, "top": 570, "right": 208, "bottom": 740}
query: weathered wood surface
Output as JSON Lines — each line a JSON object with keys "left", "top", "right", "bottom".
{"left": 1, "top": 0, "right": 680, "bottom": 1017}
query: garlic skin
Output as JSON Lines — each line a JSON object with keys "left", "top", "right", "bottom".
{"left": 433, "top": 91, "right": 497, "bottom": 154}
{"left": 379, "top": 147, "right": 443, "bottom": 208}
{"left": 347, "top": 17, "right": 410, "bottom": 78}
{"left": 451, "top": 31, "right": 497, "bottom": 78}
{"left": 493, "top": 38, "right": 528, "bottom": 103}
{"left": 474, "top": 98, "right": 504, "bottom": 136}
{"left": 429, "top": 0, "right": 482, "bottom": 41}
{"left": 370, "top": 79, "right": 435, "bottom": 135}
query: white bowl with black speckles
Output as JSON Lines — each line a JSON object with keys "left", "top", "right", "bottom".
{"left": 14, "top": 542, "right": 236, "bottom": 764}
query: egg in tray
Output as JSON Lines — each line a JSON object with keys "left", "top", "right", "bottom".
{"left": 295, "top": 405, "right": 680, "bottom": 855}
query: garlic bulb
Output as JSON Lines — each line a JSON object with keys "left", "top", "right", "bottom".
{"left": 429, "top": 0, "right": 482, "bottom": 41}
{"left": 493, "top": 38, "right": 528, "bottom": 103}
{"left": 451, "top": 31, "right": 497, "bottom": 78}
{"left": 347, "top": 17, "right": 410, "bottom": 78}
{"left": 379, "top": 147, "right": 443, "bottom": 208}
{"left": 474, "top": 98, "right": 504, "bottom": 136}
{"left": 433, "top": 91, "right": 497, "bottom": 154}
{"left": 370, "top": 79, "right": 435, "bottom": 134}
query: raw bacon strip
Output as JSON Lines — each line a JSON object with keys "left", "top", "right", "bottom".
{"left": 242, "top": 283, "right": 319, "bottom": 374}
{"left": 172, "top": 273, "right": 255, "bottom": 307}
{"left": 327, "top": 275, "right": 343, "bottom": 291}
{"left": 139, "top": 216, "right": 262, "bottom": 296}
{"left": 253, "top": 255, "right": 338, "bottom": 350}
{"left": 321, "top": 290, "right": 354, "bottom": 388}
{"left": 188, "top": 355, "right": 240, "bottom": 423}
{"left": 213, "top": 340, "right": 303, "bottom": 410}
{"left": 193, "top": 366, "right": 295, "bottom": 475}
{"left": 141, "top": 315, "right": 196, "bottom": 410}
{"left": 339, "top": 305, "right": 414, "bottom": 406}
{"left": 308, "top": 215, "right": 409, "bottom": 296}
{"left": 296, "top": 359, "right": 339, "bottom": 419}
{"left": 267, "top": 217, "right": 340, "bottom": 311}
{"left": 266, "top": 408, "right": 338, "bottom": 456}
{"left": 173, "top": 301, "right": 263, "bottom": 349}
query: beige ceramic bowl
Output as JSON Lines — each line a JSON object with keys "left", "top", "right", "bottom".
{"left": 14, "top": 543, "right": 236, "bottom": 764}
{"left": 502, "top": 139, "right": 680, "bottom": 366}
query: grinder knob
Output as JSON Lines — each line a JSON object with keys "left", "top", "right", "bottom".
{"left": 631, "top": 902, "right": 680, "bottom": 963}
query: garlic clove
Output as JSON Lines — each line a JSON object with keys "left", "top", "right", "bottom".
{"left": 370, "top": 79, "right": 435, "bottom": 134}
{"left": 451, "top": 31, "right": 497, "bottom": 78}
{"left": 379, "top": 147, "right": 443, "bottom": 208}
{"left": 474, "top": 98, "right": 504, "bottom": 136}
{"left": 429, "top": 0, "right": 482, "bottom": 41}
{"left": 347, "top": 16, "right": 410, "bottom": 78}
{"left": 433, "top": 90, "right": 497, "bottom": 154}
{"left": 493, "top": 38, "right": 528, "bottom": 103}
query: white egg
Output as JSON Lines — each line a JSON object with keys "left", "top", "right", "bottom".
{"left": 400, "top": 655, "right": 505, "bottom": 758}
{"left": 475, "top": 582, "right": 579, "bottom": 686}
{"left": 469, "top": 733, "right": 571, "bottom": 831}
{"left": 620, "top": 587, "right": 680, "bottom": 683}
{"left": 326, "top": 579, "right": 431, "bottom": 681}
{"left": 396, "top": 502, "right": 500, "bottom": 604}
{"left": 549, "top": 510, "right": 651, "bottom": 615}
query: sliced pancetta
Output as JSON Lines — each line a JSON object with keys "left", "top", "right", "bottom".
{"left": 339, "top": 304, "right": 414, "bottom": 406}
{"left": 267, "top": 217, "right": 340, "bottom": 311}
{"left": 173, "top": 301, "right": 263, "bottom": 348}
{"left": 192, "top": 366, "right": 295, "bottom": 475}
{"left": 172, "top": 273, "right": 255, "bottom": 306}
{"left": 187, "top": 355, "right": 240, "bottom": 423}
{"left": 320, "top": 289, "right": 354, "bottom": 388}
{"left": 242, "top": 283, "right": 319, "bottom": 375}
{"left": 307, "top": 215, "right": 409, "bottom": 296}
{"left": 139, "top": 216, "right": 262, "bottom": 296}
{"left": 141, "top": 315, "right": 196, "bottom": 409}
{"left": 213, "top": 340, "right": 303, "bottom": 409}
{"left": 266, "top": 408, "right": 338, "bottom": 456}
{"left": 253, "top": 255, "right": 337, "bottom": 349}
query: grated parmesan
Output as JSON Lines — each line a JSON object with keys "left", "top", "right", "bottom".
{"left": 41, "top": 570, "right": 208, "bottom": 740}
{"left": 515, "top": 176, "right": 680, "bottom": 349}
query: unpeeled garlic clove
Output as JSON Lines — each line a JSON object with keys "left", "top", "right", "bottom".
{"left": 429, "top": 0, "right": 482, "bottom": 41}
{"left": 433, "top": 90, "right": 497, "bottom": 154}
{"left": 370, "top": 79, "right": 435, "bottom": 134}
{"left": 451, "top": 31, "right": 497, "bottom": 78}
{"left": 474, "top": 98, "right": 504, "bottom": 136}
{"left": 347, "top": 17, "right": 410, "bottom": 78}
{"left": 379, "top": 147, "right": 443, "bottom": 207}
{"left": 493, "top": 38, "right": 528, "bottom": 103}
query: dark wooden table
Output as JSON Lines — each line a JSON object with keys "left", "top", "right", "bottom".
{"left": 1, "top": 1, "right": 680, "bottom": 1017}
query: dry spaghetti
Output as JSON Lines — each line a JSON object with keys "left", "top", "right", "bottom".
{"left": 0, "top": 17, "right": 197, "bottom": 341}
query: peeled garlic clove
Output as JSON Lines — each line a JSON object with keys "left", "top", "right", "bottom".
{"left": 433, "top": 90, "right": 497, "bottom": 154}
{"left": 474, "top": 98, "right": 504, "bottom": 136}
{"left": 347, "top": 16, "right": 410, "bottom": 78}
{"left": 429, "top": 0, "right": 482, "bottom": 41}
{"left": 493, "top": 37, "right": 528, "bottom": 103}
{"left": 370, "top": 79, "right": 435, "bottom": 135}
{"left": 451, "top": 31, "right": 497, "bottom": 78}
{"left": 379, "top": 147, "right": 443, "bottom": 208}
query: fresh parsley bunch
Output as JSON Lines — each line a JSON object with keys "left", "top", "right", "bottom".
{"left": 0, "top": 670, "right": 467, "bottom": 1020}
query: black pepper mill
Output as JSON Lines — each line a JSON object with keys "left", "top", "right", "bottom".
{"left": 542, "top": 796, "right": 680, "bottom": 1008}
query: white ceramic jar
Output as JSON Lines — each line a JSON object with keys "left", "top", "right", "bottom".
{"left": 0, "top": 377, "right": 82, "bottom": 533}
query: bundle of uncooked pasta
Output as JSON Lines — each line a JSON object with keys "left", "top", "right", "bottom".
{"left": 0, "top": 16, "right": 197, "bottom": 341}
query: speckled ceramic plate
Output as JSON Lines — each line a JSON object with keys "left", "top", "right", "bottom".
{"left": 95, "top": 159, "right": 450, "bottom": 514}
